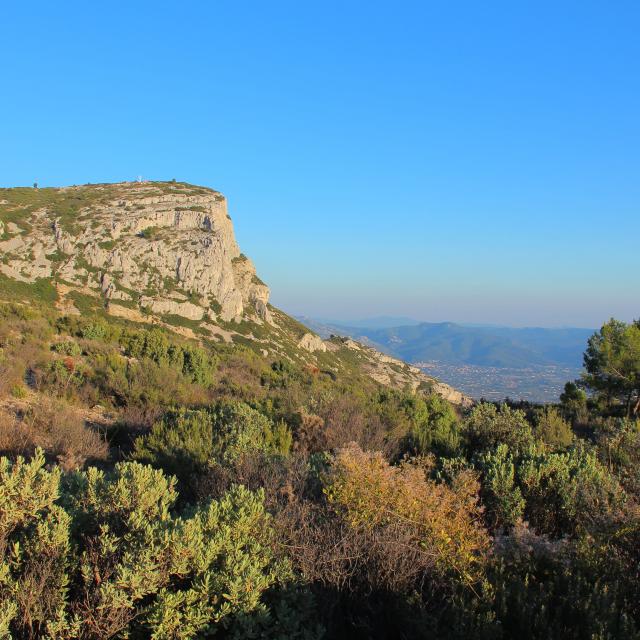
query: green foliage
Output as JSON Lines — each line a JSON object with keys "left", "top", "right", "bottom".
{"left": 80, "top": 320, "right": 108, "bottom": 341}
{"left": 518, "top": 444, "right": 626, "bottom": 536}
{"left": 132, "top": 401, "right": 282, "bottom": 494}
{"left": 121, "top": 327, "right": 215, "bottom": 385}
{"left": 182, "top": 344, "right": 213, "bottom": 385}
{"left": 264, "top": 419, "right": 294, "bottom": 456}
{"left": 123, "top": 327, "right": 171, "bottom": 363}
{"left": 51, "top": 340, "right": 82, "bottom": 357}
{"left": 534, "top": 406, "right": 573, "bottom": 450}
{"left": 491, "top": 526, "right": 640, "bottom": 639}
{"left": 0, "top": 273, "right": 57, "bottom": 303}
{"left": 67, "top": 290, "right": 103, "bottom": 315}
{"left": 139, "top": 226, "right": 160, "bottom": 239}
{"left": 559, "top": 381, "right": 588, "bottom": 423}
{"left": 462, "top": 402, "right": 537, "bottom": 457}
{"left": 0, "top": 450, "right": 70, "bottom": 638}
{"left": 0, "top": 449, "right": 314, "bottom": 639}
{"left": 475, "top": 444, "right": 525, "bottom": 530}
{"left": 161, "top": 313, "right": 205, "bottom": 332}
{"left": 175, "top": 205, "right": 206, "bottom": 212}
{"left": 10, "top": 384, "right": 28, "bottom": 398}
{"left": 596, "top": 418, "right": 640, "bottom": 495}
{"left": 583, "top": 318, "right": 640, "bottom": 417}
{"left": 403, "top": 394, "right": 461, "bottom": 457}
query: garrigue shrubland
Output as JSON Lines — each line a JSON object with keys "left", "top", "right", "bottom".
{"left": 0, "top": 450, "right": 315, "bottom": 640}
{"left": 1, "top": 300, "right": 639, "bottom": 639}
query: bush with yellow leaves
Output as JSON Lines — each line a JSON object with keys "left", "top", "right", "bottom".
{"left": 323, "top": 443, "right": 489, "bottom": 593}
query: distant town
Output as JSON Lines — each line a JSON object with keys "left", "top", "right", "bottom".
{"left": 417, "top": 362, "right": 583, "bottom": 403}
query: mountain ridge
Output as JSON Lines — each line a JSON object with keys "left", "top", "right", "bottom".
{"left": 300, "top": 318, "right": 593, "bottom": 369}
{"left": 0, "top": 181, "right": 471, "bottom": 407}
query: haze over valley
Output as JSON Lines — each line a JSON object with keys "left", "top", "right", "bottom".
{"left": 299, "top": 318, "right": 592, "bottom": 401}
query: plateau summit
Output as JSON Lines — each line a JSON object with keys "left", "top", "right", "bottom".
{"left": 0, "top": 180, "right": 470, "bottom": 406}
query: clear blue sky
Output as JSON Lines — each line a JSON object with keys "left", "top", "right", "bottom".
{"left": 2, "top": 1, "right": 638, "bottom": 328}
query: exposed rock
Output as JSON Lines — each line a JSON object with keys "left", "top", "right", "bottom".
{"left": 298, "top": 333, "right": 327, "bottom": 353}
{"left": 139, "top": 297, "right": 205, "bottom": 321}
{"left": 432, "top": 382, "right": 474, "bottom": 408}
{"left": 0, "top": 182, "right": 271, "bottom": 323}
{"left": 232, "top": 254, "right": 273, "bottom": 324}
{"left": 0, "top": 181, "right": 471, "bottom": 408}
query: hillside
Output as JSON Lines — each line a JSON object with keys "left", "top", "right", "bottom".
{"left": 1, "top": 182, "right": 639, "bottom": 640}
{"left": 0, "top": 180, "right": 469, "bottom": 406}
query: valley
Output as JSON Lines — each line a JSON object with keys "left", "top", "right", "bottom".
{"left": 301, "top": 317, "right": 591, "bottom": 402}
{"left": 416, "top": 361, "right": 583, "bottom": 402}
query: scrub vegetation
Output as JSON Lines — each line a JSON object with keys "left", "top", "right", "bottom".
{"left": 0, "top": 294, "right": 639, "bottom": 638}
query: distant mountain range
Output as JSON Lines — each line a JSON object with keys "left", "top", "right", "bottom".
{"left": 311, "top": 316, "right": 422, "bottom": 330}
{"left": 298, "top": 318, "right": 594, "bottom": 370}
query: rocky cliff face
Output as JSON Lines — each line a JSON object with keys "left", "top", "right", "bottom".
{"left": 0, "top": 181, "right": 271, "bottom": 323}
{"left": 0, "top": 181, "right": 471, "bottom": 407}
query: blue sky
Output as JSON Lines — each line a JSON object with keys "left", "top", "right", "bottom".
{"left": 2, "top": 1, "right": 638, "bottom": 328}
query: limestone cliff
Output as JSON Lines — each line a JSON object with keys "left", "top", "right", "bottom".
{"left": 0, "top": 181, "right": 270, "bottom": 323}
{"left": 0, "top": 180, "right": 471, "bottom": 407}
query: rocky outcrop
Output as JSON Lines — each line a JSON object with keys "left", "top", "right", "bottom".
{"left": 298, "top": 332, "right": 327, "bottom": 353}
{"left": 0, "top": 180, "right": 471, "bottom": 408}
{"left": 432, "top": 382, "right": 473, "bottom": 408}
{"left": 0, "top": 182, "right": 271, "bottom": 323}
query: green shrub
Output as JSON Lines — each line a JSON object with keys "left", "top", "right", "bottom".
{"left": 518, "top": 444, "right": 626, "bottom": 536}
{"left": 559, "top": 382, "right": 588, "bottom": 424}
{"left": 491, "top": 524, "right": 640, "bottom": 639}
{"left": 80, "top": 320, "right": 108, "bottom": 341}
{"left": 98, "top": 239, "right": 116, "bottom": 250}
{"left": 10, "top": 384, "right": 27, "bottom": 399}
{"left": 475, "top": 444, "right": 525, "bottom": 530}
{"left": 264, "top": 419, "right": 293, "bottom": 456}
{"left": 181, "top": 344, "right": 213, "bottom": 385}
{"left": 463, "top": 403, "right": 536, "bottom": 456}
{"left": 0, "top": 449, "right": 314, "bottom": 639}
{"left": 139, "top": 226, "right": 160, "bottom": 240}
{"left": 403, "top": 394, "right": 461, "bottom": 457}
{"left": 51, "top": 340, "right": 82, "bottom": 357}
{"left": 132, "top": 401, "right": 281, "bottom": 495}
{"left": 0, "top": 273, "right": 57, "bottom": 303}
{"left": 534, "top": 406, "right": 573, "bottom": 450}
{"left": 0, "top": 450, "right": 70, "bottom": 638}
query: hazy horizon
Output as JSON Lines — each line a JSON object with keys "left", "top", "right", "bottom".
{"left": 293, "top": 314, "right": 597, "bottom": 331}
{"left": 2, "top": 1, "right": 638, "bottom": 327}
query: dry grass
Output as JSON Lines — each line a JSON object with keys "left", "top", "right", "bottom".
{"left": 0, "top": 395, "right": 109, "bottom": 470}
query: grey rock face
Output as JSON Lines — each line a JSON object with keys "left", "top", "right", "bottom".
{"left": 0, "top": 182, "right": 271, "bottom": 323}
{"left": 298, "top": 332, "right": 327, "bottom": 353}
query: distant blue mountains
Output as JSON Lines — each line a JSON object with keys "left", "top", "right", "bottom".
{"left": 299, "top": 318, "right": 594, "bottom": 369}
